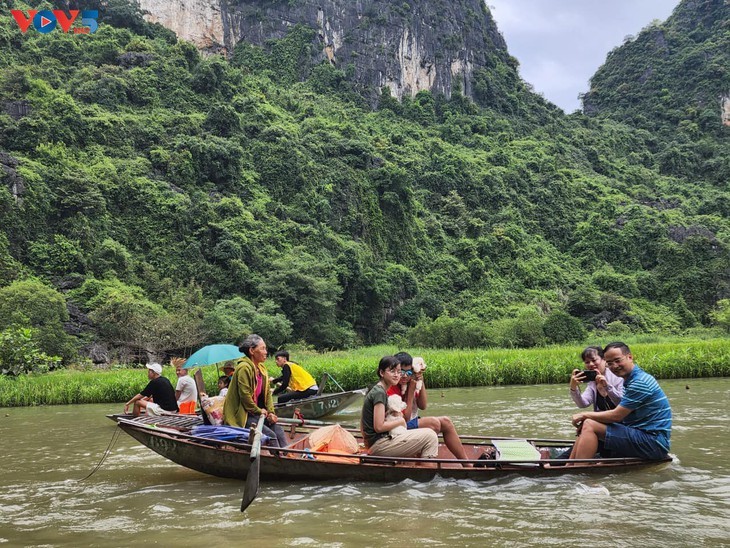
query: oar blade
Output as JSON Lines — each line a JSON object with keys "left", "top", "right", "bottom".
{"left": 240, "top": 415, "right": 266, "bottom": 512}
{"left": 240, "top": 455, "right": 260, "bottom": 512}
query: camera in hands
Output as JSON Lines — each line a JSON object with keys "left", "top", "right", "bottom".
{"left": 580, "top": 370, "right": 598, "bottom": 382}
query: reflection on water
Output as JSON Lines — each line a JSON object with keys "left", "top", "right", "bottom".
{"left": 1, "top": 379, "right": 728, "bottom": 546}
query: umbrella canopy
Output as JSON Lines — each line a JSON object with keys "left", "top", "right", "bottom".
{"left": 183, "top": 344, "right": 243, "bottom": 369}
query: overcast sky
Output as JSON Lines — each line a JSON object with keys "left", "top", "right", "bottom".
{"left": 487, "top": 0, "right": 680, "bottom": 112}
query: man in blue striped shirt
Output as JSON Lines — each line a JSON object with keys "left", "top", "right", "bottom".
{"left": 568, "top": 342, "right": 672, "bottom": 462}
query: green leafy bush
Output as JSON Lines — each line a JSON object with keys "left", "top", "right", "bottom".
{"left": 485, "top": 307, "right": 546, "bottom": 349}
{"left": 710, "top": 299, "right": 730, "bottom": 332}
{"left": 543, "top": 310, "right": 587, "bottom": 344}
{"left": 0, "top": 326, "right": 61, "bottom": 376}
{"left": 407, "top": 315, "right": 489, "bottom": 349}
{"left": 0, "top": 279, "right": 77, "bottom": 362}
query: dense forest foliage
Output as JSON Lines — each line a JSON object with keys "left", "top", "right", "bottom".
{"left": 0, "top": 0, "right": 728, "bottom": 369}
{"left": 583, "top": 0, "right": 730, "bottom": 184}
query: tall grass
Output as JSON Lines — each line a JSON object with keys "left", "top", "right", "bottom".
{"left": 301, "top": 340, "right": 730, "bottom": 389}
{"left": 1, "top": 339, "right": 728, "bottom": 407}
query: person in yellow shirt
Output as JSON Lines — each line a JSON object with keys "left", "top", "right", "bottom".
{"left": 272, "top": 350, "right": 319, "bottom": 404}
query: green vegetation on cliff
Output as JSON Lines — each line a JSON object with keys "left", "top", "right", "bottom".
{"left": 583, "top": 0, "right": 730, "bottom": 185}
{"left": 0, "top": 0, "right": 728, "bottom": 367}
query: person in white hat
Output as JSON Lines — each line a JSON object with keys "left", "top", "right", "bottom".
{"left": 124, "top": 363, "right": 179, "bottom": 416}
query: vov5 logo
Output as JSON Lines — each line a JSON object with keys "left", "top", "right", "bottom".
{"left": 11, "top": 10, "right": 99, "bottom": 34}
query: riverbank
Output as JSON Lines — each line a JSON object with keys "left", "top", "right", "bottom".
{"left": 1, "top": 339, "right": 729, "bottom": 406}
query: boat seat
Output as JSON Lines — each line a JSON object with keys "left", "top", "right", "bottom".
{"left": 493, "top": 439, "right": 541, "bottom": 463}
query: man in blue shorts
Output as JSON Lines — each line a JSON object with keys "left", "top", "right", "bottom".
{"left": 568, "top": 341, "right": 672, "bottom": 462}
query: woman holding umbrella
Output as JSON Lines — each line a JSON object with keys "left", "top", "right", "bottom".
{"left": 223, "top": 334, "right": 288, "bottom": 448}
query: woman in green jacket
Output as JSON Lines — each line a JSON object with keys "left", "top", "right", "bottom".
{"left": 223, "top": 334, "right": 287, "bottom": 448}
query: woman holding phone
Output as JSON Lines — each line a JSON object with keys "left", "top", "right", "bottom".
{"left": 569, "top": 346, "right": 624, "bottom": 412}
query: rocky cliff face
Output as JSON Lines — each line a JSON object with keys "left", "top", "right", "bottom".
{"left": 138, "top": 0, "right": 509, "bottom": 102}
{"left": 139, "top": 0, "right": 226, "bottom": 52}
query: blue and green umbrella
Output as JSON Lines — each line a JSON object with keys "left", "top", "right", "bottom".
{"left": 183, "top": 344, "right": 243, "bottom": 369}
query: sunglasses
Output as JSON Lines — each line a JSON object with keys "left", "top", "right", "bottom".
{"left": 401, "top": 369, "right": 413, "bottom": 376}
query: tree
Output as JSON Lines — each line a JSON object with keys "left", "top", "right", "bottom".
{"left": 90, "top": 238, "right": 133, "bottom": 278}
{"left": 0, "top": 326, "right": 61, "bottom": 375}
{"left": 259, "top": 252, "right": 353, "bottom": 349}
{"left": 710, "top": 299, "right": 730, "bottom": 333}
{"left": 203, "top": 296, "right": 292, "bottom": 349}
{"left": 86, "top": 281, "right": 205, "bottom": 361}
{"left": 543, "top": 310, "right": 587, "bottom": 344}
{"left": 0, "top": 279, "right": 76, "bottom": 362}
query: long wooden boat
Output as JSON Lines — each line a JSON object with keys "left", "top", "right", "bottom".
{"left": 273, "top": 388, "right": 367, "bottom": 419}
{"left": 109, "top": 414, "right": 672, "bottom": 482}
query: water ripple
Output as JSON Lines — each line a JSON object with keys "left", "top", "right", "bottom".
{"left": 1, "top": 384, "right": 729, "bottom": 546}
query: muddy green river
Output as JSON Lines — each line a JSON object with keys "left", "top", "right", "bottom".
{"left": 1, "top": 378, "right": 728, "bottom": 546}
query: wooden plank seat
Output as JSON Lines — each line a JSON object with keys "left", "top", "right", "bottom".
{"left": 126, "top": 414, "right": 204, "bottom": 430}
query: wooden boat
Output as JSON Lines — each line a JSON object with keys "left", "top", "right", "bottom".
{"left": 274, "top": 388, "right": 367, "bottom": 419}
{"left": 109, "top": 414, "right": 672, "bottom": 482}
{"left": 272, "top": 373, "right": 366, "bottom": 419}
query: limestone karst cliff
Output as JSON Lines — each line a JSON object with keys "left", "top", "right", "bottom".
{"left": 138, "top": 0, "right": 225, "bottom": 52}
{"left": 582, "top": 0, "right": 729, "bottom": 129}
{"left": 138, "top": 0, "right": 510, "bottom": 102}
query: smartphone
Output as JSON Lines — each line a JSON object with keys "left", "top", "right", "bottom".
{"left": 580, "top": 370, "right": 597, "bottom": 382}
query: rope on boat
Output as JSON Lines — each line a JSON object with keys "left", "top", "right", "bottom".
{"left": 78, "top": 426, "right": 122, "bottom": 482}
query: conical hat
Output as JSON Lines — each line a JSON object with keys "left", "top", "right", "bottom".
{"left": 308, "top": 424, "right": 359, "bottom": 454}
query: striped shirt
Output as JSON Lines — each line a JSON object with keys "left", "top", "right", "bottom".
{"left": 620, "top": 365, "right": 672, "bottom": 451}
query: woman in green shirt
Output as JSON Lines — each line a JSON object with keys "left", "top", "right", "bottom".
{"left": 360, "top": 356, "right": 439, "bottom": 459}
{"left": 223, "top": 334, "right": 287, "bottom": 448}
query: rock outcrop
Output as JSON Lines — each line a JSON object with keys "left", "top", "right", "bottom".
{"left": 0, "top": 151, "right": 24, "bottom": 204}
{"left": 140, "top": 0, "right": 226, "bottom": 52}
{"left": 138, "top": 0, "right": 508, "bottom": 102}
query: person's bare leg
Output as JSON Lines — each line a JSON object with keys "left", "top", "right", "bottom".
{"left": 440, "top": 417, "right": 471, "bottom": 466}
{"left": 133, "top": 399, "right": 150, "bottom": 417}
{"left": 568, "top": 420, "right": 606, "bottom": 465}
{"left": 420, "top": 416, "right": 472, "bottom": 467}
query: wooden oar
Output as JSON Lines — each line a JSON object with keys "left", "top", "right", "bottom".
{"left": 240, "top": 414, "right": 266, "bottom": 512}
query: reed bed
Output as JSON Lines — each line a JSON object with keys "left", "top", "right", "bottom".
{"left": 1, "top": 339, "right": 728, "bottom": 407}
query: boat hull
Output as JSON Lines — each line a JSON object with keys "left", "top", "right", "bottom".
{"left": 274, "top": 389, "right": 366, "bottom": 419}
{"left": 115, "top": 417, "right": 673, "bottom": 483}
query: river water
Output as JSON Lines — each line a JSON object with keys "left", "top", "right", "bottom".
{"left": 1, "top": 379, "right": 728, "bottom": 547}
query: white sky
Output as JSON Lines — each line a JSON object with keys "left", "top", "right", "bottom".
{"left": 487, "top": 0, "right": 680, "bottom": 112}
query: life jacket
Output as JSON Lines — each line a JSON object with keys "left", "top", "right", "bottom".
{"left": 287, "top": 362, "right": 317, "bottom": 392}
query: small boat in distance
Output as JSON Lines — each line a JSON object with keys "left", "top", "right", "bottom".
{"left": 274, "top": 373, "right": 367, "bottom": 419}
{"left": 274, "top": 387, "right": 367, "bottom": 419}
{"left": 109, "top": 414, "right": 673, "bottom": 484}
